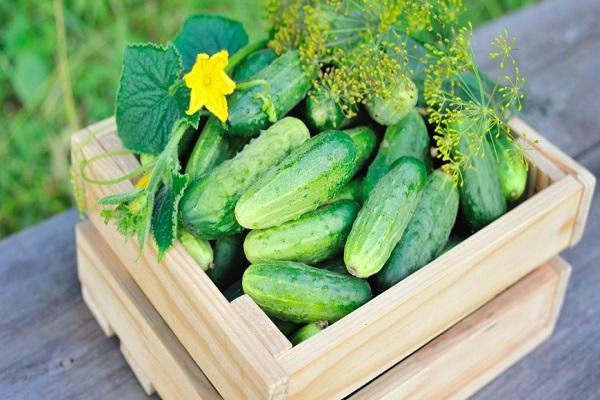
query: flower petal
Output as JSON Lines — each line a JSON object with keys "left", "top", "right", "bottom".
{"left": 185, "top": 85, "right": 206, "bottom": 115}
{"left": 204, "top": 90, "right": 229, "bottom": 123}
{"left": 209, "top": 50, "right": 229, "bottom": 71}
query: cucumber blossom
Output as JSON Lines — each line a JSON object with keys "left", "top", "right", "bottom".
{"left": 344, "top": 157, "right": 427, "bottom": 278}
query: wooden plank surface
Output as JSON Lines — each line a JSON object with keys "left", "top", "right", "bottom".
{"left": 1, "top": 0, "right": 599, "bottom": 398}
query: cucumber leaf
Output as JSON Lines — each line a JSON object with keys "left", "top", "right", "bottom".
{"left": 174, "top": 15, "right": 249, "bottom": 72}
{"left": 116, "top": 43, "right": 196, "bottom": 154}
{"left": 152, "top": 172, "right": 190, "bottom": 261}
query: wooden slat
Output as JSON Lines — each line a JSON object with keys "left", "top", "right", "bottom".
{"left": 231, "top": 295, "right": 293, "bottom": 358}
{"left": 278, "top": 175, "right": 583, "bottom": 400}
{"left": 76, "top": 222, "right": 220, "bottom": 399}
{"left": 350, "top": 258, "right": 571, "bottom": 400}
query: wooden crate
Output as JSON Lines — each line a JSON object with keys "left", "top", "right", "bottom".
{"left": 76, "top": 221, "right": 571, "bottom": 400}
{"left": 71, "top": 117, "right": 594, "bottom": 399}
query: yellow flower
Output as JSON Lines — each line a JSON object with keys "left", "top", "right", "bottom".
{"left": 183, "top": 50, "right": 236, "bottom": 123}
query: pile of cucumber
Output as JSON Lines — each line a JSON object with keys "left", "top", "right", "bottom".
{"left": 177, "top": 49, "right": 527, "bottom": 344}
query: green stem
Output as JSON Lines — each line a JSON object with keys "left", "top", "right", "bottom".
{"left": 225, "top": 39, "right": 269, "bottom": 73}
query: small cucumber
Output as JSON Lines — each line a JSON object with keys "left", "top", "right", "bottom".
{"left": 366, "top": 78, "right": 418, "bottom": 126}
{"left": 327, "top": 178, "right": 363, "bottom": 204}
{"left": 185, "top": 117, "right": 234, "bottom": 181}
{"left": 244, "top": 200, "right": 360, "bottom": 264}
{"left": 454, "top": 118, "right": 507, "bottom": 230}
{"left": 178, "top": 229, "right": 214, "bottom": 271}
{"left": 227, "top": 50, "right": 313, "bottom": 136}
{"left": 374, "top": 170, "right": 459, "bottom": 290}
{"left": 305, "top": 91, "right": 347, "bottom": 131}
{"left": 362, "top": 110, "right": 429, "bottom": 198}
{"left": 235, "top": 130, "right": 356, "bottom": 229}
{"left": 223, "top": 279, "right": 244, "bottom": 302}
{"left": 242, "top": 260, "right": 372, "bottom": 323}
{"left": 342, "top": 126, "right": 378, "bottom": 175}
{"left": 206, "top": 234, "right": 245, "bottom": 290}
{"left": 489, "top": 131, "right": 527, "bottom": 203}
{"left": 233, "top": 48, "right": 277, "bottom": 82}
{"left": 290, "top": 321, "right": 328, "bottom": 345}
{"left": 180, "top": 117, "right": 310, "bottom": 239}
{"left": 344, "top": 157, "right": 427, "bottom": 278}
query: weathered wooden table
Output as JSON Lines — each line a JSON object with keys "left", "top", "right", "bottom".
{"left": 1, "top": 0, "right": 599, "bottom": 398}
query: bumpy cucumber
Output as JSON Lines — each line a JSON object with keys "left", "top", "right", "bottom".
{"left": 206, "top": 234, "right": 245, "bottom": 290}
{"left": 366, "top": 78, "right": 418, "bottom": 126}
{"left": 235, "top": 130, "right": 356, "bottom": 229}
{"left": 244, "top": 200, "right": 359, "bottom": 264}
{"left": 344, "top": 157, "right": 427, "bottom": 278}
{"left": 180, "top": 117, "right": 310, "bottom": 239}
{"left": 242, "top": 261, "right": 372, "bottom": 323}
{"left": 178, "top": 229, "right": 214, "bottom": 270}
{"left": 305, "top": 91, "right": 346, "bottom": 131}
{"left": 489, "top": 131, "right": 527, "bottom": 203}
{"left": 455, "top": 119, "right": 507, "bottom": 230}
{"left": 223, "top": 279, "right": 244, "bottom": 301}
{"left": 362, "top": 110, "right": 429, "bottom": 198}
{"left": 185, "top": 117, "right": 234, "bottom": 181}
{"left": 227, "top": 51, "right": 313, "bottom": 136}
{"left": 234, "top": 48, "right": 277, "bottom": 82}
{"left": 327, "top": 178, "right": 363, "bottom": 204}
{"left": 290, "top": 321, "right": 328, "bottom": 345}
{"left": 343, "top": 126, "right": 378, "bottom": 175}
{"left": 374, "top": 170, "right": 459, "bottom": 290}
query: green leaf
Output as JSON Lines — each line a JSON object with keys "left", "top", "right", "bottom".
{"left": 152, "top": 172, "right": 190, "bottom": 261}
{"left": 115, "top": 43, "right": 191, "bottom": 154}
{"left": 174, "top": 15, "right": 249, "bottom": 72}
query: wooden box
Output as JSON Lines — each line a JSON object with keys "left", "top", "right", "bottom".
{"left": 71, "top": 117, "right": 594, "bottom": 399}
{"left": 77, "top": 221, "right": 571, "bottom": 399}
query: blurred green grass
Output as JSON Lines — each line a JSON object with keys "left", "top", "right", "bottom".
{"left": 0, "top": 0, "right": 536, "bottom": 238}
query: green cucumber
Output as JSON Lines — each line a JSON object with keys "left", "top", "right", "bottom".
{"left": 489, "top": 131, "right": 527, "bottom": 203}
{"left": 366, "top": 78, "right": 418, "bottom": 126}
{"left": 327, "top": 178, "right": 363, "bottom": 204}
{"left": 343, "top": 126, "right": 378, "bottom": 175}
{"left": 235, "top": 130, "right": 356, "bottom": 229}
{"left": 227, "top": 50, "right": 313, "bottom": 136}
{"left": 290, "top": 321, "right": 328, "bottom": 345}
{"left": 180, "top": 117, "right": 310, "bottom": 239}
{"left": 223, "top": 279, "right": 244, "bottom": 301}
{"left": 244, "top": 200, "right": 359, "bottom": 264}
{"left": 374, "top": 170, "right": 459, "bottom": 290}
{"left": 178, "top": 229, "right": 214, "bottom": 271}
{"left": 362, "top": 110, "right": 429, "bottom": 198}
{"left": 305, "top": 91, "right": 347, "bottom": 131}
{"left": 233, "top": 48, "right": 277, "bottom": 82}
{"left": 344, "top": 157, "right": 427, "bottom": 278}
{"left": 185, "top": 117, "right": 235, "bottom": 181}
{"left": 206, "top": 234, "right": 245, "bottom": 290}
{"left": 242, "top": 261, "right": 372, "bottom": 323}
{"left": 455, "top": 119, "right": 507, "bottom": 230}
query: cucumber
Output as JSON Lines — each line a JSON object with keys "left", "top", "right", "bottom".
{"left": 178, "top": 229, "right": 214, "bottom": 271}
{"left": 227, "top": 51, "right": 313, "bottom": 136}
{"left": 235, "top": 130, "right": 356, "bottom": 229}
{"left": 343, "top": 126, "right": 378, "bottom": 175}
{"left": 366, "top": 77, "right": 418, "bottom": 126}
{"left": 305, "top": 91, "right": 346, "bottom": 131}
{"left": 244, "top": 200, "right": 359, "bottom": 264}
{"left": 455, "top": 119, "right": 507, "bottom": 230}
{"left": 223, "top": 279, "right": 244, "bottom": 301}
{"left": 180, "top": 117, "right": 310, "bottom": 239}
{"left": 327, "top": 178, "right": 363, "bottom": 204}
{"left": 242, "top": 261, "right": 372, "bottom": 323}
{"left": 489, "top": 131, "right": 527, "bottom": 203}
{"left": 374, "top": 170, "right": 459, "bottom": 291}
{"left": 344, "top": 157, "right": 427, "bottom": 278}
{"left": 185, "top": 117, "right": 234, "bottom": 181}
{"left": 362, "top": 110, "right": 429, "bottom": 198}
{"left": 206, "top": 234, "right": 245, "bottom": 290}
{"left": 233, "top": 48, "right": 277, "bottom": 82}
{"left": 272, "top": 318, "right": 300, "bottom": 337}
{"left": 290, "top": 321, "right": 328, "bottom": 345}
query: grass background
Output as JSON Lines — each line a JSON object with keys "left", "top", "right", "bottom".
{"left": 0, "top": 0, "right": 536, "bottom": 238}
